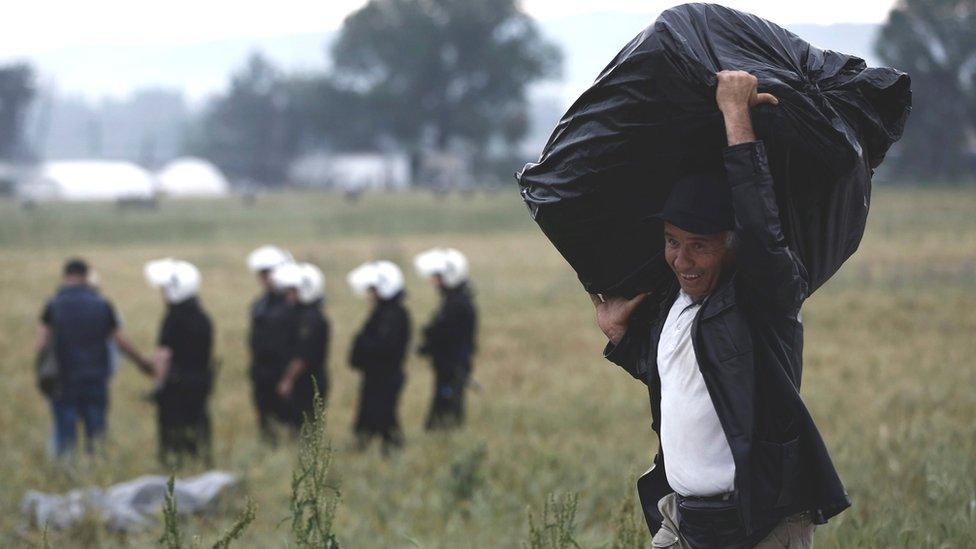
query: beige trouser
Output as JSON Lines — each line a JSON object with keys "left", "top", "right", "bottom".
{"left": 651, "top": 493, "right": 816, "bottom": 548}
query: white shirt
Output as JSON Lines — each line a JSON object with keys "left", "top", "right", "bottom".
{"left": 657, "top": 290, "right": 736, "bottom": 496}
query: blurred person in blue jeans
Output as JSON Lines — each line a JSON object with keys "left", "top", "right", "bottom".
{"left": 36, "top": 258, "right": 153, "bottom": 457}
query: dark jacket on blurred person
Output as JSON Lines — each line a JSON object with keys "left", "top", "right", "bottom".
{"left": 249, "top": 290, "right": 300, "bottom": 439}
{"left": 291, "top": 299, "right": 330, "bottom": 421}
{"left": 350, "top": 292, "right": 411, "bottom": 451}
{"left": 155, "top": 297, "right": 214, "bottom": 466}
{"left": 604, "top": 142, "right": 850, "bottom": 541}
{"left": 41, "top": 284, "right": 120, "bottom": 455}
{"left": 419, "top": 283, "right": 477, "bottom": 429}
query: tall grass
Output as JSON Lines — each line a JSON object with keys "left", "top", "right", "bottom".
{"left": 524, "top": 493, "right": 581, "bottom": 549}
{"left": 445, "top": 443, "right": 488, "bottom": 505}
{"left": 211, "top": 499, "right": 256, "bottom": 549}
{"left": 610, "top": 496, "right": 647, "bottom": 549}
{"left": 288, "top": 392, "right": 340, "bottom": 548}
{"left": 158, "top": 475, "right": 257, "bottom": 549}
{"left": 159, "top": 477, "right": 183, "bottom": 549}
{"left": 154, "top": 389, "right": 339, "bottom": 548}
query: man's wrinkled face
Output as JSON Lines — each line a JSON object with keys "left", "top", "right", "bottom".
{"left": 664, "top": 222, "right": 732, "bottom": 301}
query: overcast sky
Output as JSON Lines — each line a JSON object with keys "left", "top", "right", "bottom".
{"left": 1, "top": 0, "right": 897, "bottom": 55}
{"left": 0, "top": 0, "right": 898, "bottom": 102}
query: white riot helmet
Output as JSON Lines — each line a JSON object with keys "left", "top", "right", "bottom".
{"left": 247, "top": 245, "right": 293, "bottom": 273}
{"left": 414, "top": 247, "right": 469, "bottom": 288}
{"left": 297, "top": 263, "right": 325, "bottom": 304}
{"left": 145, "top": 258, "right": 201, "bottom": 304}
{"left": 347, "top": 260, "right": 405, "bottom": 300}
{"left": 270, "top": 262, "right": 304, "bottom": 292}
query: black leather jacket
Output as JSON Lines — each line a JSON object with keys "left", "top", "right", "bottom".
{"left": 604, "top": 141, "right": 850, "bottom": 535}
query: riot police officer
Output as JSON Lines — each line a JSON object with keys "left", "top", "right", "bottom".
{"left": 246, "top": 245, "right": 297, "bottom": 444}
{"left": 145, "top": 258, "right": 214, "bottom": 466}
{"left": 273, "top": 262, "right": 330, "bottom": 425}
{"left": 347, "top": 261, "right": 411, "bottom": 454}
{"left": 414, "top": 248, "right": 478, "bottom": 430}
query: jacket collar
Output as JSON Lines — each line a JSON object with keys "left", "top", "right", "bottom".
{"left": 700, "top": 271, "right": 737, "bottom": 319}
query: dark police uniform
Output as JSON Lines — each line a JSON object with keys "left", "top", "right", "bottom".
{"left": 291, "top": 299, "right": 330, "bottom": 422}
{"left": 350, "top": 293, "right": 411, "bottom": 452}
{"left": 41, "top": 284, "right": 119, "bottom": 455}
{"left": 419, "top": 283, "right": 477, "bottom": 429}
{"left": 155, "top": 297, "right": 214, "bottom": 466}
{"left": 248, "top": 290, "right": 300, "bottom": 440}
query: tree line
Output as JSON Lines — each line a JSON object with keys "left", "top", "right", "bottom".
{"left": 185, "top": 0, "right": 560, "bottom": 186}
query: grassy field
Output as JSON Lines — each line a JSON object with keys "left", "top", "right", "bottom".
{"left": 0, "top": 187, "right": 973, "bottom": 547}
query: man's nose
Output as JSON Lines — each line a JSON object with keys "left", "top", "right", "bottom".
{"left": 674, "top": 248, "right": 693, "bottom": 271}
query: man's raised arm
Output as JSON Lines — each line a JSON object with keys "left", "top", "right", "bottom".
{"left": 717, "top": 70, "right": 808, "bottom": 313}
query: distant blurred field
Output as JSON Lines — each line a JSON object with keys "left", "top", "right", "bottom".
{"left": 0, "top": 187, "right": 973, "bottom": 547}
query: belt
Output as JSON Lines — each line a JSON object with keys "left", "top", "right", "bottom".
{"left": 676, "top": 492, "right": 735, "bottom": 506}
{"left": 676, "top": 492, "right": 739, "bottom": 523}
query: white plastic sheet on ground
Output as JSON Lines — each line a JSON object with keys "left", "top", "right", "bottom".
{"left": 20, "top": 471, "right": 238, "bottom": 532}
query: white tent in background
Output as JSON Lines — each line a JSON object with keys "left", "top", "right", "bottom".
{"left": 290, "top": 152, "right": 411, "bottom": 191}
{"left": 18, "top": 161, "right": 156, "bottom": 202}
{"left": 155, "top": 157, "right": 230, "bottom": 198}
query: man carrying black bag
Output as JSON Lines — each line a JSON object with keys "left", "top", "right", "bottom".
{"left": 591, "top": 72, "right": 849, "bottom": 547}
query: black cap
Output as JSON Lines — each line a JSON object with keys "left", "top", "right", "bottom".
{"left": 63, "top": 258, "right": 89, "bottom": 277}
{"left": 649, "top": 169, "right": 733, "bottom": 235}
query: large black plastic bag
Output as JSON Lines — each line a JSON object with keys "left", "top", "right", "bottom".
{"left": 517, "top": 3, "right": 911, "bottom": 301}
